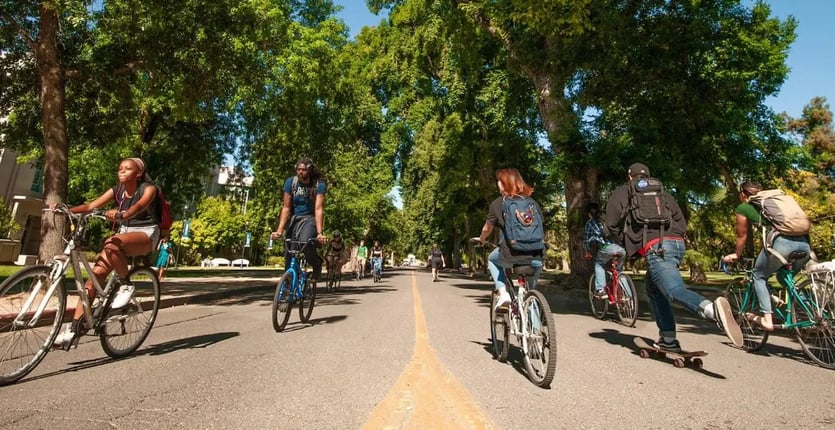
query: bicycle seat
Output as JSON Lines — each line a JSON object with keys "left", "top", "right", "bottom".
{"left": 511, "top": 264, "right": 538, "bottom": 277}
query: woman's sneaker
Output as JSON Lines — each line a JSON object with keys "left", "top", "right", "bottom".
{"left": 653, "top": 338, "right": 682, "bottom": 353}
{"left": 111, "top": 283, "right": 135, "bottom": 309}
{"left": 714, "top": 296, "right": 743, "bottom": 347}
{"left": 494, "top": 289, "right": 511, "bottom": 310}
{"left": 593, "top": 289, "right": 607, "bottom": 300}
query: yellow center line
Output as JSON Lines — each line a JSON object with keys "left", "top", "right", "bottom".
{"left": 361, "top": 272, "right": 499, "bottom": 430}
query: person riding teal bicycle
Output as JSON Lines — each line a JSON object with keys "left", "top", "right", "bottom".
{"left": 584, "top": 202, "right": 626, "bottom": 299}
{"left": 721, "top": 180, "right": 812, "bottom": 331}
{"left": 271, "top": 158, "right": 327, "bottom": 281}
{"left": 476, "top": 168, "right": 544, "bottom": 309}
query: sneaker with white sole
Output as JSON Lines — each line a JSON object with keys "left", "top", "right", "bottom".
{"left": 53, "top": 329, "right": 76, "bottom": 347}
{"left": 110, "top": 283, "right": 135, "bottom": 309}
{"left": 714, "top": 296, "right": 743, "bottom": 347}
{"left": 593, "top": 289, "right": 608, "bottom": 300}
{"left": 653, "top": 337, "right": 682, "bottom": 353}
{"left": 494, "top": 289, "right": 511, "bottom": 310}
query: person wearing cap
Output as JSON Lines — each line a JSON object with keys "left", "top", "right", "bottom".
{"left": 604, "top": 162, "right": 743, "bottom": 351}
{"left": 50, "top": 157, "right": 161, "bottom": 347}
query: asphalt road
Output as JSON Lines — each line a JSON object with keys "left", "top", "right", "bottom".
{"left": 2, "top": 268, "right": 834, "bottom": 429}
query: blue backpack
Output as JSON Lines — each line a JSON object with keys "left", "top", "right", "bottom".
{"left": 501, "top": 196, "right": 545, "bottom": 252}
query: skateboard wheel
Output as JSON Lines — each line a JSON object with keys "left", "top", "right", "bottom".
{"left": 673, "top": 358, "right": 685, "bottom": 368}
{"left": 639, "top": 349, "right": 650, "bottom": 359}
{"left": 692, "top": 358, "right": 703, "bottom": 368}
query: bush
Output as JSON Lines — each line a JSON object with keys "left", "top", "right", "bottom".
{"left": 266, "top": 256, "right": 284, "bottom": 267}
{"left": 0, "top": 197, "right": 21, "bottom": 239}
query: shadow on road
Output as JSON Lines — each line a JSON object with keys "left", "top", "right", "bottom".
{"left": 277, "top": 315, "right": 348, "bottom": 333}
{"left": 18, "top": 331, "right": 240, "bottom": 385}
{"left": 589, "top": 328, "right": 726, "bottom": 379}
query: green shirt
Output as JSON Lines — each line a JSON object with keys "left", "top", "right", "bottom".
{"left": 356, "top": 246, "right": 368, "bottom": 259}
{"left": 735, "top": 202, "right": 766, "bottom": 225}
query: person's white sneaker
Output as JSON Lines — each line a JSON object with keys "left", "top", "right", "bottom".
{"left": 53, "top": 328, "right": 76, "bottom": 348}
{"left": 110, "top": 284, "right": 135, "bottom": 309}
{"left": 494, "top": 288, "right": 511, "bottom": 310}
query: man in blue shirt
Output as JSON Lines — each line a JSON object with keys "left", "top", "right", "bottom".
{"left": 271, "top": 158, "right": 327, "bottom": 280}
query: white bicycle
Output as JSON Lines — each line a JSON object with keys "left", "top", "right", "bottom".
{"left": 0, "top": 205, "right": 160, "bottom": 386}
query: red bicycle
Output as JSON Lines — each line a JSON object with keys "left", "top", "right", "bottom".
{"left": 588, "top": 253, "right": 638, "bottom": 327}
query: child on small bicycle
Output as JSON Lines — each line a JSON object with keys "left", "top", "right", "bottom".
{"left": 583, "top": 202, "right": 626, "bottom": 299}
{"left": 51, "top": 157, "right": 161, "bottom": 346}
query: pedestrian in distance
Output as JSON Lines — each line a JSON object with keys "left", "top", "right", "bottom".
{"left": 355, "top": 240, "right": 368, "bottom": 279}
{"left": 270, "top": 158, "right": 327, "bottom": 281}
{"left": 429, "top": 243, "right": 446, "bottom": 281}
{"left": 156, "top": 238, "right": 172, "bottom": 281}
{"left": 604, "top": 162, "right": 743, "bottom": 351}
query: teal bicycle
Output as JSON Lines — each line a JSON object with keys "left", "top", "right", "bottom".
{"left": 723, "top": 252, "right": 835, "bottom": 369}
{"left": 272, "top": 238, "right": 317, "bottom": 332}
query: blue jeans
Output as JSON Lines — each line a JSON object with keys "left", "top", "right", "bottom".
{"left": 594, "top": 243, "right": 626, "bottom": 291}
{"left": 644, "top": 239, "right": 712, "bottom": 339}
{"left": 487, "top": 247, "right": 543, "bottom": 291}
{"left": 372, "top": 257, "right": 383, "bottom": 274}
{"left": 753, "top": 235, "right": 810, "bottom": 314}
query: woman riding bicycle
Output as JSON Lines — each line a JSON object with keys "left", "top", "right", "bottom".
{"left": 52, "top": 157, "right": 161, "bottom": 346}
{"left": 326, "top": 231, "right": 345, "bottom": 276}
{"left": 475, "top": 168, "right": 545, "bottom": 309}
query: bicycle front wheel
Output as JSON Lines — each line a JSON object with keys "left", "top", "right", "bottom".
{"left": 724, "top": 278, "right": 768, "bottom": 352}
{"left": 0, "top": 265, "right": 65, "bottom": 386}
{"left": 522, "top": 289, "right": 557, "bottom": 388}
{"left": 100, "top": 266, "right": 160, "bottom": 358}
{"left": 489, "top": 290, "right": 509, "bottom": 362}
{"left": 615, "top": 274, "right": 638, "bottom": 327}
{"left": 272, "top": 273, "right": 293, "bottom": 332}
{"left": 791, "top": 279, "right": 835, "bottom": 369}
{"left": 588, "top": 274, "right": 608, "bottom": 319}
{"left": 299, "top": 278, "right": 316, "bottom": 323}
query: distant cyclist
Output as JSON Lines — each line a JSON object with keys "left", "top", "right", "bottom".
{"left": 52, "top": 157, "right": 160, "bottom": 346}
{"left": 371, "top": 240, "right": 384, "bottom": 277}
{"left": 355, "top": 240, "right": 368, "bottom": 279}
{"left": 270, "top": 158, "right": 327, "bottom": 282}
{"left": 429, "top": 244, "right": 445, "bottom": 282}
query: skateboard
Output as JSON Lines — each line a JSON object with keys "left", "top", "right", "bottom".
{"left": 633, "top": 337, "right": 708, "bottom": 369}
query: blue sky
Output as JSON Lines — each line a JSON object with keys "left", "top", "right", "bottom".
{"left": 335, "top": 1, "right": 834, "bottom": 119}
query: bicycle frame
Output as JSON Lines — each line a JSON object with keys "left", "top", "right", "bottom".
{"left": 14, "top": 210, "right": 117, "bottom": 331}
{"left": 603, "top": 256, "right": 623, "bottom": 304}
{"left": 735, "top": 264, "right": 817, "bottom": 330}
{"left": 503, "top": 268, "right": 532, "bottom": 339}
{"left": 280, "top": 240, "right": 312, "bottom": 301}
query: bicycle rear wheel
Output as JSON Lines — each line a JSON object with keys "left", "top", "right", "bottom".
{"left": 522, "top": 290, "right": 557, "bottom": 388}
{"left": 299, "top": 278, "right": 316, "bottom": 323}
{"left": 791, "top": 279, "right": 835, "bottom": 369}
{"left": 588, "top": 274, "right": 608, "bottom": 319}
{"left": 615, "top": 274, "right": 638, "bottom": 327}
{"left": 100, "top": 266, "right": 160, "bottom": 358}
{"left": 272, "top": 273, "right": 293, "bottom": 332}
{"left": 489, "top": 290, "right": 509, "bottom": 362}
{"left": 724, "top": 278, "right": 768, "bottom": 352}
{"left": 0, "top": 265, "right": 65, "bottom": 386}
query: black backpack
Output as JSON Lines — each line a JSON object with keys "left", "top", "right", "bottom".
{"left": 626, "top": 177, "right": 673, "bottom": 248}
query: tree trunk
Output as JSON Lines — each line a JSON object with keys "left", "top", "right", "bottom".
{"left": 36, "top": 4, "right": 69, "bottom": 262}
{"left": 529, "top": 72, "right": 598, "bottom": 285}
{"left": 689, "top": 266, "right": 707, "bottom": 283}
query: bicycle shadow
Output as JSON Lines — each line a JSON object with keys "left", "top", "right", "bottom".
{"left": 17, "top": 331, "right": 240, "bottom": 385}
{"left": 471, "top": 339, "right": 551, "bottom": 388}
{"left": 588, "top": 328, "right": 726, "bottom": 379}
{"left": 277, "top": 315, "right": 348, "bottom": 333}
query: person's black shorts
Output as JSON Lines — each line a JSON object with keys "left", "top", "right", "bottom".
{"left": 431, "top": 257, "right": 442, "bottom": 269}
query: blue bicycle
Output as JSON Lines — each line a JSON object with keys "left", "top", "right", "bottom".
{"left": 272, "top": 239, "right": 317, "bottom": 332}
